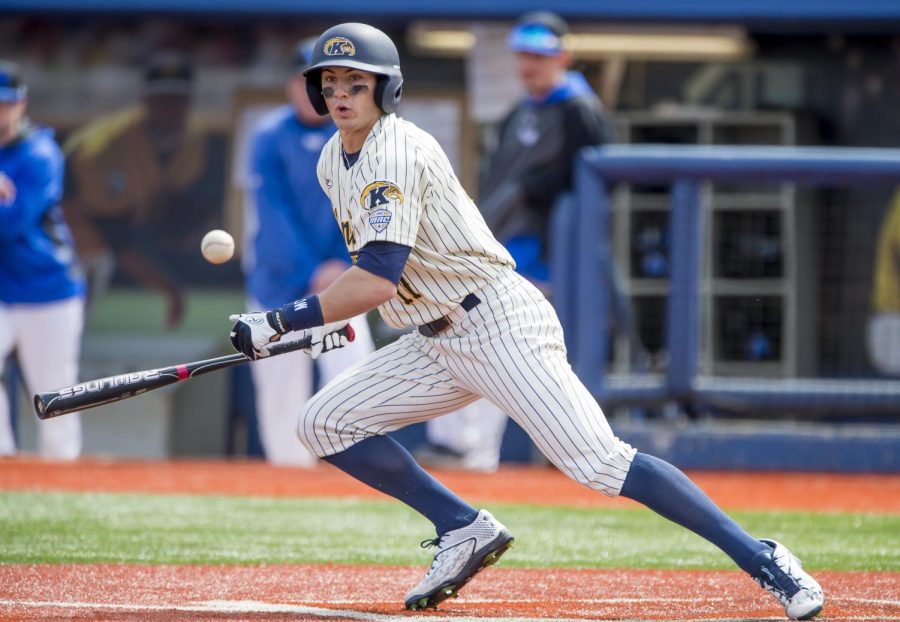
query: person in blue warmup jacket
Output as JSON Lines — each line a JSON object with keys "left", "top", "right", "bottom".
{"left": 0, "top": 60, "right": 86, "bottom": 459}
{"left": 239, "top": 39, "right": 374, "bottom": 466}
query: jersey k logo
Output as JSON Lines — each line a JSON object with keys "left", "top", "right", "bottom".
{"left": 324, "top": 37, "right": 356, "bottom": 56}
{"left": 360, "top": 181, "right": 404, "bottom": 210}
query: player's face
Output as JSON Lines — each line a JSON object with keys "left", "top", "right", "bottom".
{"left": 0, "top": 99, "right": 26, "bottom": 145}
{"left": 321, "top": 67, "right": 381, "bottom": 139}
{"left": 515, "top": 51, "right": 570, "bottom": 98}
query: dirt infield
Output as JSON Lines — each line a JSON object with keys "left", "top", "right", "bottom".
{"left": 1, "top": 564, "right": 897, "bottom": 621}
{"left": 1, "top": 458, "right": 898, "bottom": 621}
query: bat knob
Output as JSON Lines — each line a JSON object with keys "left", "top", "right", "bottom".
{"left": 33, "top": 394, "right": 47, "bottom": 419}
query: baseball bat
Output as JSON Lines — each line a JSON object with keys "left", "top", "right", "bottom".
{"left": 33, "top": 325, "right": 354, "bottom": 420}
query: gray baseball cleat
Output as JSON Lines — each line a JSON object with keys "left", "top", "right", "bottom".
{"left": 752, "top": 538, "right": 825, "bottom": 620}
{"left": 404, "top": 509, "right": 513, "bottom": 610}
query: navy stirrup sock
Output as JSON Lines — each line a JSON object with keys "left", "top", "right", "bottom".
{"left": 323, "top": 435, "right": 478, "bottom": 536}
{"left": 620, "top": 452, "right": 768, "bottom": 573}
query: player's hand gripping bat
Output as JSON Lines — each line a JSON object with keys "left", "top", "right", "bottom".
{"left": 33, "top": 324, "right": 355, "bottom": 420}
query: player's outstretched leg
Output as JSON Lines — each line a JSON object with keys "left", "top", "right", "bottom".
{"left": 620, "top": 452, "right": 824, "bottom": 619}
{"left": 404, "top": 509, "right": 514, "bottom": 611}
{"left": 321, "top": 435, "right": 513, "bottom": 610}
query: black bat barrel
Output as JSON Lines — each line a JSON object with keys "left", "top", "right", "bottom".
{"left": 34, "top": 367, "right": 183, "bottom": 420}
{"left": 31, "top": 327, "right": 343, "bottom": 420}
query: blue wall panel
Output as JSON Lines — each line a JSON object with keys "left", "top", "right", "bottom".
{"left": 5, "top": 0, "right": 900, "bottom": 25}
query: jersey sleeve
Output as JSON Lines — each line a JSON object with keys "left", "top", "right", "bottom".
{"left": 315, "top": 140, "right": 350, "bottom": 261}
{"left": 354, "top": 132, "right": 427, "bottom": 249}
{"left": 316, "top": 146, "right": 330, "bottom": 196}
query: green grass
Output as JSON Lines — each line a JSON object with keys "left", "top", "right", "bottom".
{"left": 0, "top": 491, "right": 896, "bottom": 571}
{"left": 85, "top": 288, "right": 244, "bottom": 337}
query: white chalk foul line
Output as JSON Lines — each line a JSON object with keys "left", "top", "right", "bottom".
{"left": 0, "top": 600, "right": 585, "bottom": 622}
{"left": 0, "top": 599, "right": 897, "bottom": 622}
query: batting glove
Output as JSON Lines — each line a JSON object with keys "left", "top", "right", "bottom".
{"left": 303, "top": 321, "right": 355, "bottom": 359}
{"left": 229, "top": 309, "right": 290, "bottom": 360}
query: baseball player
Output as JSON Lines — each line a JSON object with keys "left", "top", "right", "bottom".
{"left": 229, "top": 23, "right": 825, "bottom": 620}
{"left": 240, "top": 38, "right": 375, "bottom": 467}
{"left": 0, "top": 60, "right": 85, "bottom": 459}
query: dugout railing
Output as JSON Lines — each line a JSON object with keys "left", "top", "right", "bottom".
{"left": 553, "top": 144, "right": 900, "bottom": 414}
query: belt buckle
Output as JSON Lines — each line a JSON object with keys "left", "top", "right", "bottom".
{"left": 417, "top": 293, "right": 481, "bottom": 337}
{"left": 419, "top": 317, "right": 450, "bottom": 337}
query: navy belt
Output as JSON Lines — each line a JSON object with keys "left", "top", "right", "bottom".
{"left": 417, "top": 293, "right": 481, "bottom": 337}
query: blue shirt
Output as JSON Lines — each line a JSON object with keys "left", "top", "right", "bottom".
{"left": 243, "top": 106, "right": 349, "bottom": 308}
{"left": 0, "top": 124, "right": 84, "bottom": 304}
{"left": 528, "top": 71, "right": 596, "bottom": 106}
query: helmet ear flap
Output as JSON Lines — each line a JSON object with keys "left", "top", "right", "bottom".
{"left": 375, "top": 74, "right": 403, "bottom": 114}
{"left": 387, "top": 77, "right": 403, "bottom": 112}
{"left": 304, "top": 71, "right": 329, "bottom": 116}
{"left": 373, "top": 76, "right": 388, "bottom": 113}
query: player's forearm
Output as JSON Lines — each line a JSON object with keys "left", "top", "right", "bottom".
{"left": 274, "top": 266, "right": 393, "bottom": 334}
{"left": 318, "top": 265, "right": 396, "bottom": 322}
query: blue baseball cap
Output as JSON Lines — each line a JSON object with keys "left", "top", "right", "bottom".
{"left": 0, "top": 61, "right": 27, "bottom": 103}
{"left": 290, "top": 37, "right": 318, "bottom": 74}
{"left": 508, "top": 11, "right": 569, "bottom": 56}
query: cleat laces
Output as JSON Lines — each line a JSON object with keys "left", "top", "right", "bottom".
{"left": 419, "top": 536, "right": 444, "bottom": 576}
{"left": 420, "top": 537, "right": 440, "bottom": 549}
{"left": 756, "top": 557, "right": 802, "bottom": 601}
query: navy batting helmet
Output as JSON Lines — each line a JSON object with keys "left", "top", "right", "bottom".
{"left": 303, "top": 23, "right": 403, "bottom": 116}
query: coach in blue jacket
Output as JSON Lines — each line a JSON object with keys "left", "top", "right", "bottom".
{"left": 240, "top": 40, "right": 374, "bottom": 466}
{"left": 0, "top": 61, "right": 85, "bottom": 459}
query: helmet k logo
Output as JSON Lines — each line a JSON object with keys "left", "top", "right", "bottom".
{"left": 324, "top": 37, "right": 356, "bottom": 56}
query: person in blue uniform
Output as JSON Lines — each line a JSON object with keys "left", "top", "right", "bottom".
{"left": 0, "top": 60, "right": 85, "bottom": 459}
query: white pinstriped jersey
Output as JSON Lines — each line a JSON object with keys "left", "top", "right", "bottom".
{"left": 304, "top": 110, "right": 635, "bottom": 498}
{"left": 317, "top": 114, "right": 516, "bottom": 329}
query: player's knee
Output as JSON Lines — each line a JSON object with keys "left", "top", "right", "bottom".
{"left": 295, "top": 422, "right": 318, "bottom": 456}
{"left": 555, "top": 453, "right": 634, "bottom": 497}
{"left": 296, "top": 389, "right": 356, "bottom": 457}
{"left": 296, "top": 395, "right": 329, "bottom": 457}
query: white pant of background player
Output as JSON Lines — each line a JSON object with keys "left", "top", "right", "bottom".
{"left": 301, "top": 273, "right": 635, "bottom": 493}
{"left": 249, "top": 300, "right": 375, "bottom": 467}
{"left": 0, "top": 297, "right": 83, "bottom": 459}
{"left": 423, "top": 400, "right": 508, "bottom": 472}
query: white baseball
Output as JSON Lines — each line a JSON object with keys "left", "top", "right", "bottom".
{"left": 200, "top": 229, "right": 235, "bottom": 264}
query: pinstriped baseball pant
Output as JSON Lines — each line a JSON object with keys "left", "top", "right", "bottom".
{"left": 299, "top": 272, "right": 636, "bottom": 496}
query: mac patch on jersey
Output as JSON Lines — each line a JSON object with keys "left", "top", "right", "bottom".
{"left": 361, "top": 181, "right": 404, "bottom": 233}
